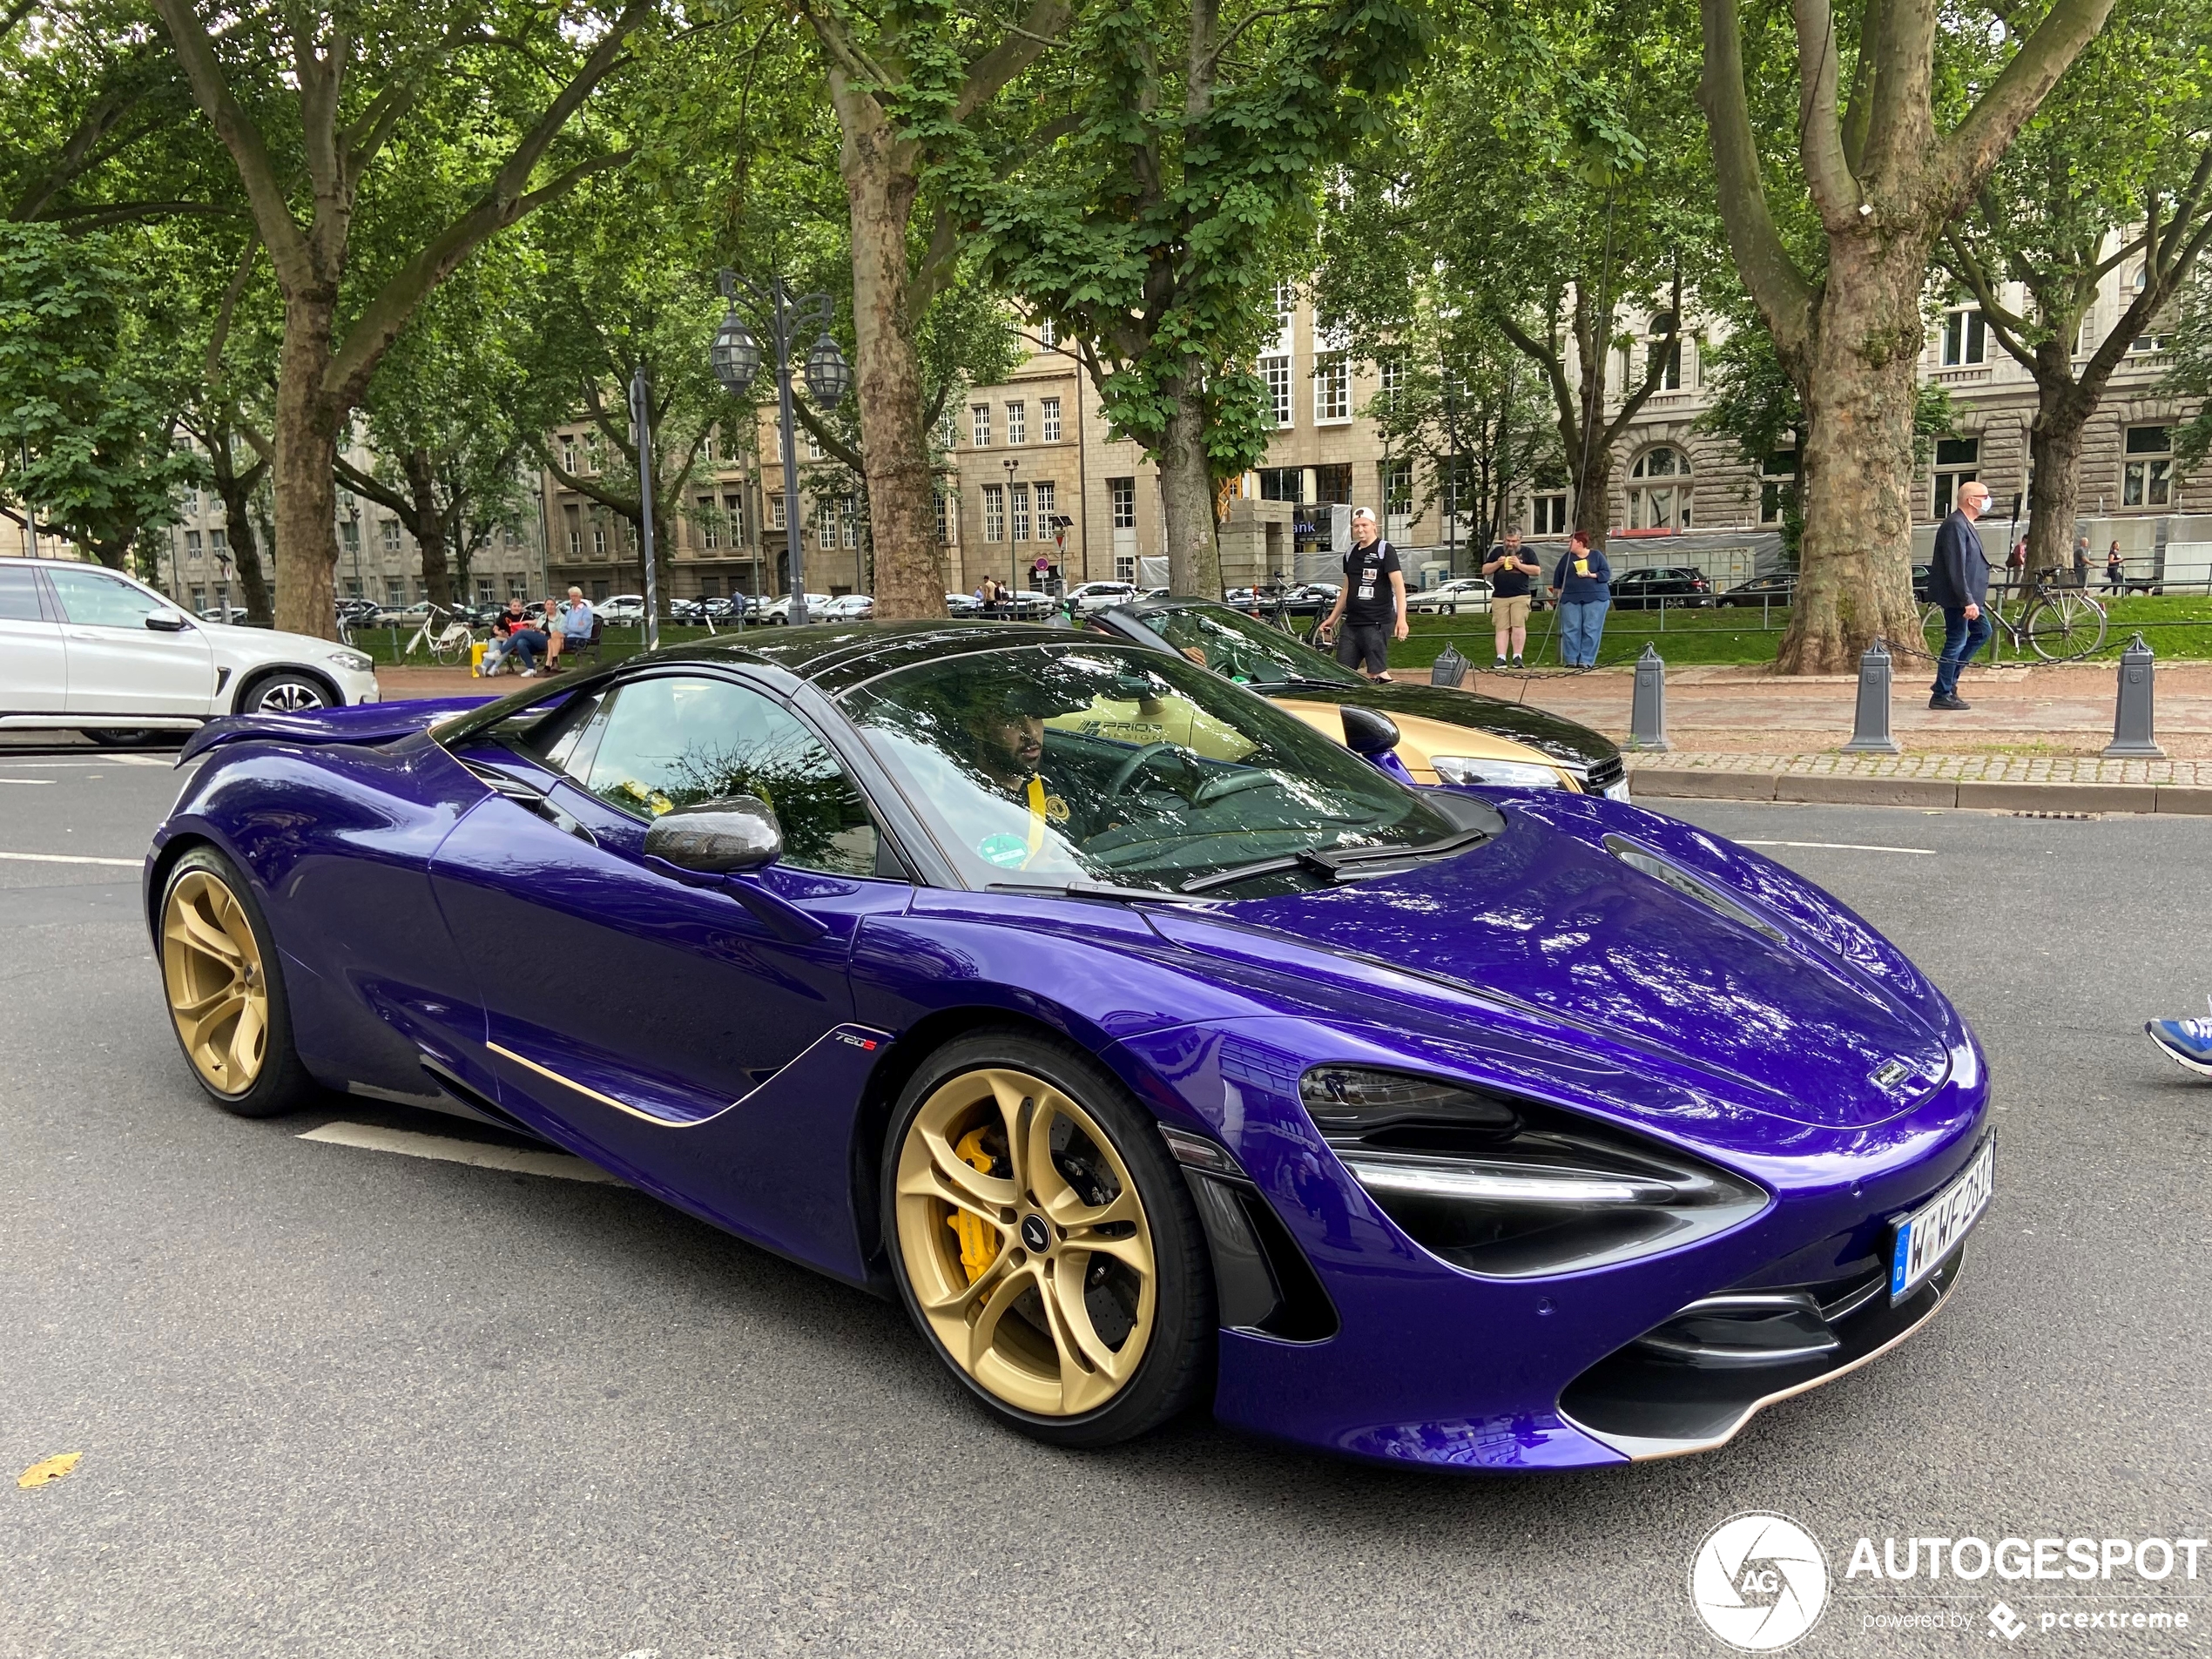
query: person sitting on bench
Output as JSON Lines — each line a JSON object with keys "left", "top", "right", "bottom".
{"left": 549, "top": 587, "right": 594, "bottom": 670}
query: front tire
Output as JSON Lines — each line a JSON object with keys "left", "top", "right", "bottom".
{"left": 158, "top": 846, "right": 317, "bottom": 1117}
{"left": 883, "top": 1030, "right": 1213, "bottom": 1447}
{"left": 237, "top": 671, "right": 334, "bottom": 715}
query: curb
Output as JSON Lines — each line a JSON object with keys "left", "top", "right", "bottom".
{"left": 1632, "top": 769, "right": 2212, "bottom": 814}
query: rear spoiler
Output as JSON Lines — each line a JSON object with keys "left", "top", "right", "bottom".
{"left": 178, "top": 696, "right": 495, "bottom": 765}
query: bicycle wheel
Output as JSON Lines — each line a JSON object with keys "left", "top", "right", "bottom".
{"left": 1919, "top": 604, "right": 1949, "bottom": 658}
{"left": 2026, "top": 592, "right": 2107, "bottom": 662}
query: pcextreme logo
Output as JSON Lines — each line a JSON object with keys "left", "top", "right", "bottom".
{"left": 1690, "top": 1513, "right": 1831, "bottom": 1651}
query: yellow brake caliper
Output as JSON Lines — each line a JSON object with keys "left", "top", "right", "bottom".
{"left": 949, "top": 1127, "right": 1001, "bottom": 1283}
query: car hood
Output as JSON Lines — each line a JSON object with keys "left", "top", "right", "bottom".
{"left": 178, "top": 695, "right": 492, "bottom": 763}
{"left": 1152, "top": 804, "right": 1952, "bottom": 1130}
{"left": 1256, "top": 678, "right": 1619, "bottom": 773}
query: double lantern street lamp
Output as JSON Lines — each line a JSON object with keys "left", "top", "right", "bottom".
{"left": 709, "top": 267, "right": 853, "bottom": 629}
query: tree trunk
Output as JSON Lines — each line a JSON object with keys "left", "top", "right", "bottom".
{"left": 831, "top": 70, "right": 942, "bottom": 622}
{"left": 401, "top": 448, "right": 454, "bottom": 610}
{"left": 212, "top": 469, "right": 273, "bottom": 626}
{"left": 1777, "top": 238, "right": 1929, "bottom": 674}
{"left": 1157, "top": 388, "right": 1221, "bottom": 597}
{"left": 272, "top": 290, "right": 341, "bottom": 639}
{"left": 2025, "top": 363, "right": 2093, "bottom": 587}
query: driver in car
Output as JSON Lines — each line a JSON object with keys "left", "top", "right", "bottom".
{"left": 956, "top": 684, "right": 1109, "bottom": 864}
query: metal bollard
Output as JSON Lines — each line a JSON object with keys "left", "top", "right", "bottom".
{"left": 1431, "top": 643, "right": 1468, "bottom": 689}
{"left": 1628, "top": 644, "right": 1670, "bottom": 751}
{"left": 2103, "top": 633, "right": 2165, "bottom": 759}
{"left": 1842, "top": 638, "right": 1902, "bottom": 753}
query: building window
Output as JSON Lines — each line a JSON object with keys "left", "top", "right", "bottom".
{"left": 2123, "top": 425, "right": 2173, "bottom": 506}
{"left": 1313, "top": 353, "right": 1351, "bottom": 423}
{"left": 842, "top": 495, "right": 859, "bottom": 548}
{"left": 1378, "top": 357, "right": 1404, "bottom": 412}
{"left": 1760, "top": 450, "right": 1800, "bottom": 526}
{"left": 561, "top": 437, "right": 577, "bottom": 473}
{"left": 1257, "top": 468, "right": 1303, "bottom": 502}
{"left": 816, "top": 497, "right": 837, "bottom": 546}
{"left": 972, "top": 404, "right": 992, "bottom": 447}
{"left": 983, "top": 484, "right": 1007, "bottom": 542}
{"left": 1382, "top": 458, "right": 1413, "bottom": 536}
{"left": 1041, "top": 397, "right": 1062, "bottom": 443}
{"left": 724, "top": 493, "right": 745, "bottom": 543}
{"left": 385, "top": 577, "right": 406, "bottom": 604}
{"left": 381, "top": 519, "right": 401, "bottom": 552}
{"left": 934, "top": 490, "right": 951, "bottom": 544}
{"left": 1009, "top": 482, "right": 1031, "bottom": 542}
{"left": 1006, "top": 401, "right": 1026, "bottom": 445}
{"left": 1035, "top": 319, "right": 1056, "bottom": 350}
{"left": 769, "top": 495, "right": 786, "bottom": 529}
{"left": 1115, "top": 554, "right": 1136, "bottom": 582}
{"left": 475, "top": 577, "right": 494, "bottom": 604}
{"left": 699, "top": 576, "right": 720, "bottom": 599}
{"left": 1034, "top": 480, "right": 1056, "bottom": 538}
{"left": 185, "top": 529, "right": 203, "bottom": 559}
{"left": 1941, "top": 307, "right": 1986, "bottom": 367}
{"left": 597, "top": 521, "right": 614, "bottom": 557}
{"left": 1627, "top": 446, "right": 1693, "bottom": 530}
{"left": 1262, "top": 356, "right": 1293, "bottom": 428}
{"left": 806, "top": 430, "right": 823, "bottom": 462}
{"left": 698, "top": 496, "right": 718, "bottom": 549}
{"left": 1273, "top": 280, "right": 1297, "bottom": 331}
{"left": 339, "top": 519, "right": 359, "bottom": 552}
{"left": 591, "top": 580, "right": 608, "bottom": 602}
{"left": 565, "top": 505, "right": 581, "bottom": 556}
{"left": 1649, "top": 335, "right": 1683, "bottom": 390}
{"left": 1530, "top": 492, "right": 1569, "bottom": 536}
{"left": 210, "top": 528, "right": 228, "bottom": 557}
{"left": 1312, "top": 462, "right": 1353, "bottom": 505}
{"left": 190, "top": 586, "right": 206, "bottom": 610}
{"left": 1932, "top": 436, "right": 1979, "bottom": 515}
{"left": 1109, "top": 476, "right": 1136, "bottom": 530}
{"left": 937, "top": 410, "right": 960, "bottom": 449}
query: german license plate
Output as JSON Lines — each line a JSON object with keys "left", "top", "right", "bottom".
{"left": 1889, "top": 1137, "right": 1993, "bottom": 1302}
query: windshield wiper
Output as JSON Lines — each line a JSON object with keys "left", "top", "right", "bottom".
{"left": 1179, "top": 826, "right": 1494, "bottom": 895}
{"left": 987, "top": 879, "right": 1218, "bottom": 907}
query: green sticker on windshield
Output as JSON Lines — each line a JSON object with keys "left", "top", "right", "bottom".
{"left": 976, "top": 833, "right": 1029, "bottom": 869}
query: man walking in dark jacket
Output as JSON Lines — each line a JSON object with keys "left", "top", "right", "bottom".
{"left": 1928, "top": 480, "right": 1993, "bottom": 710}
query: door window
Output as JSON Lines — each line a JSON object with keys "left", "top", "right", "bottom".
{"left": 568, "top": 674, "right": 879, "bottom": 877}
{"left": 45, "top": 566, "right": 175, "bottom": 628}
{"left": 0, "top": 564, "right": 44, "bottom": 620}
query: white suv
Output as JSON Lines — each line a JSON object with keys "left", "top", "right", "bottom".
{"left": 0, "top": 557, "right": 379, "bottom": 744}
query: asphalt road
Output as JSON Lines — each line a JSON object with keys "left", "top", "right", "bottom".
{"left": 3, "top": 772, "right": 2208, "bottom": 1659}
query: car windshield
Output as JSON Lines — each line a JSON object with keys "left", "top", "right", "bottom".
{"left": 1130, "top": 604, "right": 1359, "bottom": 689}
{"left": 841, "top": 642, "right": 1464, "bottom": 896}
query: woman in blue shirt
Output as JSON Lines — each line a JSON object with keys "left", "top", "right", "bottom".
{"left": 1548, "top": 531, "right": 1613, "bottom": 669}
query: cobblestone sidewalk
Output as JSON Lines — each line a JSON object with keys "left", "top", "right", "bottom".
{"left": 1625, "top": 752, "right": 2209, "bottom": 785}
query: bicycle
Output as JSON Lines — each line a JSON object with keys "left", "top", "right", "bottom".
{"left": 1920, "top": 569, "right": 2107, "bottom": 664}
{"left": 401, "top": 602, "right": 478, "bottom": 665}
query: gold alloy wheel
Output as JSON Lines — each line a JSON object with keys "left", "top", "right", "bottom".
{"left": 161, "top": 868, "right": 269, "bottom": 1095}
{"left": 894, "top": 1067, "right": 1157, "bottom": 1417}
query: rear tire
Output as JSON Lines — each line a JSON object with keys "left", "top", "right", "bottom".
{"left": 158, "top": 846, "right": 318, "bottom": 1117}
{"left": 882, "top": 1029, "right": 1213, "bottom": 1447}
{"left": 88, "top": 729, "right": 158, "bottom": 747}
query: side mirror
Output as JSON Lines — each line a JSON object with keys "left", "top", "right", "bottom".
{"left": 641, "top": 795, "right": 781, "bottom": 873}
{"left": 1338, "top": 705, "right": 1400, "bottom": 757}
{"left": 146, "top": 609, "right": 192, "bottom": 632}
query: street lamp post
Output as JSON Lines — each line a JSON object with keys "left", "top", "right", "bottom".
{"left": 1002, "top": 456, "right": 1021, "bottom": 608}
{"left": 710, "top": 267, "right": 852, "bottom": 628}
{"left": 629, "top": 365, "right": 660, "bottom": 653}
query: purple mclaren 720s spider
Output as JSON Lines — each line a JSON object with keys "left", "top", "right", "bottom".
{"left": 146, "top": 622, "right": 1991, "bottom": 1471}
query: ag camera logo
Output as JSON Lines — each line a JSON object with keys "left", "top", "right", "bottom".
{"left": 1690, "top": 1513, "right": 1831, "bottom": 1650}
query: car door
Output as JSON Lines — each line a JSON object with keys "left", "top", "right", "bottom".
{"left": 0, "top": 563, "right": 67, "bottom": 714}
{"left": 429, "top": 667, "right": 911, "bottom": 1145}
{"left": 44, "top": 565, "right": 217, "bottom": 715}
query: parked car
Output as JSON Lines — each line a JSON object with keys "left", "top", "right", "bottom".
{"left": 368, "top": 602, "right": 429, "bottom": 628}
{"left": 945, "top": 590, "right": 982, "bottom": 618}
{"left": 0, "top": 556, "right": 378, "bottom": 744}
{"left": 817, "top": 593, "right": 876, "bottom": 622}
{"left": 1608, "top": 567, "right": 1716, "bottom": 610}
{"left": 757, "top": 592, "right": 836, "bottom": 624}
{"left": 1406, "top": 577, "right": 1493, "bottom": 616}
{"left": 1718, "top": 572, "right": 1797, "bottom": 607}
{"left": 150, "top": 623, "right": 1991, "bottom": 1468}
{"left": 1066, "top": 580, "right": 1142, "bottom": 615}
{"left": 597, "top": 594, "right": 647, "bottom": 624}
{"left": 1912, "top": 563, "right": 1933, "bottom": 600}
{"left": 1089, "top": 597, "right": 1627, "bottom": 797}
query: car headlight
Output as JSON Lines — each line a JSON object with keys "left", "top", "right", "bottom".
{"left": 1300, "top": 1067, "right": 1765, "bottom": 1277}
{"left": 327, "top": 649, "right": 374, "bottom": 672}
{"left": 1429, "top": 755, "right": 1564, "bottom": 789}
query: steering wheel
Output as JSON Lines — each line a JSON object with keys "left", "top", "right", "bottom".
{"left": 1103, "top": 740, "right": 1184, "bottom": 799}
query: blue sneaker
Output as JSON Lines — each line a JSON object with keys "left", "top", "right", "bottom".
{"left": 2146, "top": 1001, "right": 2212, "bottom": 1077}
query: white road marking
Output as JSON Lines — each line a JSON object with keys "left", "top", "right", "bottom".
{"left": 0, "top": 850, "right": 142, "bottom": 867}
{"left": 0, "top": 778, "right": 57, "bottom": 785}
{"left": 1738, "top": 839, "right": 1936, "bottom": 856}
{"left": 299, "top": 1121, "right": 624, "bottom": 1185}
